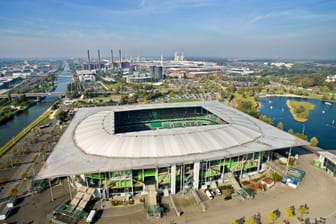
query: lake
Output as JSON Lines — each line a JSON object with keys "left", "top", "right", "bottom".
{"left": 259, "top": 96, "right": 336, "bottom": 149}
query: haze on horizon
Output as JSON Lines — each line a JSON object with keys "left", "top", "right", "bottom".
{"left": 0, "top": 0, "right": 335, "bottom": 60}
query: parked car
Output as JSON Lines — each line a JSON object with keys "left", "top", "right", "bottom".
{"left": 205, "top": 190, "right": 214, "bottom": 200}
{"left": 215, "top": 188, "right": 222, "bottom": 195}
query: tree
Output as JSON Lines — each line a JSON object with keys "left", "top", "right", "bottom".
{"left": 46, "top": 136, "right": 51, "bottom": 143}
{"left": 39, "top": 146, "right": 45, "bottom": 161}
{"left": 310, "top": 137, "right": 319, "bottom": 147}
{"left": 240, "top": 101, "right": 253, "bottom": 113}
{"left": 295, "top": 132, "right": 308, "bottom": 140}
{"left": 297, "top": 204, "right": 309, "bottom": 219}
{"left": 14, "top": 158, "right": 21, "bottom": 166}
{"left": 259, "top": 115, "right": 272, "bottom": 125}
{"left": 288, "top": 129, "right": 294, "bottom": 135}
{"left": 21, "top": 172, "right": 28, "bottom": 181}
{"left": 119, "top": 95, "right": 129, "bottom": 105}
{"left": 23, "top": 147, "right": 31, "bottom": 154}
{"left": 0, "top": 177, "right": 7, "bottom": 184}
{"left": 268, "top": 211, "right": 278, "bottom": 224}
{"left": 32, "top": 155, "right": 38, "bottom": 163}
{"left": 277, "top": 121, "right": 284, "bottom": 130}
{"left": 55, "top": 109, "right": 66, "bottom": 121}
{"left": 10, "top": 188, "right": 18, "bottom": 197}
{"left": 284, "top": 207, "right": 294, "bottom": 221}
{"left": 245, "top": 216, "right": 256, "bottom": 224}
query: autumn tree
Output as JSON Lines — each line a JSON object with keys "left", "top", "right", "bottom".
{"left": 10, "top": 188, "right": 18, "bottom": 197}
{"left": 277, "top": 121, "right": 284, "bottom": 130}
{"left": 0, "top": 177, "right": 7, "bottom": 184}
{"left": 268, "top": 211, "right": 278, "bottom": 224}
{"left": 246, "top": 216, "right": 256, "bottom": 224}
{"left": 284, "top": 207, "right": 294, "bottom": 221}
{"left": 21, "top": 172, "right": 28, "bottom": 181}
{"left": 310, "top": 137, "right": 319, "bottom": 147}
{"left": 297, "top": 204, "right": 309, "bottom": 219}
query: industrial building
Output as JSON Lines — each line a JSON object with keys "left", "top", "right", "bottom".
{"left": 37, "top": 102, "right": 307, "bottom": 199}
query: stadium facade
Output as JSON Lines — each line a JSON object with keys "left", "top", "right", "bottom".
{"left": 37, "top": 102, "right": 307, "bottom": 198}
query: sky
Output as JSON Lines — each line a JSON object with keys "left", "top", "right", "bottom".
{"left": 0, "top": 0, "right": 335, "bottom": 59}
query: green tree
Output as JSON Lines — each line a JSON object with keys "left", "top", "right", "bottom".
{"left": 277, "top": 121, "right": 284, "bottom": 130}
{"left": 120, "top": 95, "right": 129, "bottom": 105}
{"left": 240, "top": 101, "right": 253, "bottom": 113}
{"left": 288, "top": 129, "right": 294, "bottom": 135}
{"left": 55, "top": 109, "right": 66, "bottom": 121}
{"left": 310, "top": 137, "right": 319, "bottom": 147}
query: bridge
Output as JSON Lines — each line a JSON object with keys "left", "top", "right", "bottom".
{"left": 0, "top": 92, "right": 66, "bottom": 99}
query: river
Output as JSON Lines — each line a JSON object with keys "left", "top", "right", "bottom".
{"left": 259, "top": 96, "right": 336, "bottom": 149}
{"left": 0, "top": 63, "right": 72, "bottom": 147}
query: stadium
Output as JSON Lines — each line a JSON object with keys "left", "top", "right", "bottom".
{"left": 37, "top": 101, "right": 307, "bottom": 198}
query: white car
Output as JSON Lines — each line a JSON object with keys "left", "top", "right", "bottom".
{"left": 205, "top": 190, "right": 214, "bottom": 200}
{"left": 215, "top": 188, "right": 222, "bottom": 195}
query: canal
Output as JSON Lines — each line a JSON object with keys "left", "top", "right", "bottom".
{"left": 0, "top": 62, "right": 72, "bottom": 147}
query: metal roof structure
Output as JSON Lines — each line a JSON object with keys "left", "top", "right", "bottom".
{"left": 318, "top": 151, "right": 336, "bottom": 165}
{"left": 37, "top": 101, "right": 308, "bottom": 179}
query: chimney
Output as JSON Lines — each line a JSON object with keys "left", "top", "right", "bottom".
{"left": 87, "top": 49, "right": 91, "bottom": 70}
{"left": 110, "top": 49, "right": 114, "bottom": 69}
{"left": 98, "top": 49, "right": 101, "bottom": 70}
{"left": 118, "top": 49, "right": 122, "bottom": 69}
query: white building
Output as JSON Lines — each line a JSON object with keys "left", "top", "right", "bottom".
{"left": 37, "top": 102, "right": 307, "bottom": 197}
{"left": 326, "top": 75, "right": 336, "bottom": 82}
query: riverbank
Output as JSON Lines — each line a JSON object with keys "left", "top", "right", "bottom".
{"left": 260, "top": 93, "right": 336, "bottom": 103}
{"left": 0, "top": 106, "right": 53, "bottom": 157}
{"left": 0, "top": 63, "right": 72, "bottom": 148}
{"left": 0, "top": 100, "right": 36, "bottom": 125}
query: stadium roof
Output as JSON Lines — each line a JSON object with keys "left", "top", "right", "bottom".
{"left": 37, "top": 102, "right": 308, "bottom": 179}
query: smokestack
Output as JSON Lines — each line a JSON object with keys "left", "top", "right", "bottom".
{"left": 98, "top": 49, "right": 101, "bottom": 70}
{"left": 110, "top": 49, "right": 114, "bottom": 69}
{"left": 87, "top": 49, "right": 91, "bottom": 70}
{"left": 118, "top": 49, "right": 122, "bottom": 69}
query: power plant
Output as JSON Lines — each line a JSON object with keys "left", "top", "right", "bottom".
{"left": 83, "top": 48, "right": 129, "bottom": 71}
